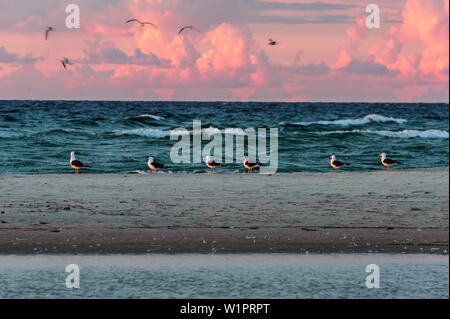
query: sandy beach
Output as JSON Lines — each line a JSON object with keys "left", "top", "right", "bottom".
{"left": 0, "top": 168, "right": 448, "bottom": 254}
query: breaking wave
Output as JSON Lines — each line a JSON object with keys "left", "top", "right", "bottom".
{"left": 113, "top": 128, "right": 171, "bottom": 138}
{"left": 281, "top": 114, "right": 407, "bottom": 127}
{"left": 318, "top": 129, "right": 448, "bottom": 138}
{"left": 137, "top": 114, "right": 165, "bottom": 121}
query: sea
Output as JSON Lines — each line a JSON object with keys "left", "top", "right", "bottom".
{"left": 0, "top": 254, "right": 448, "bottom": 299}
{"left": 0, "top": 100, "right": 448, "bottom": 174}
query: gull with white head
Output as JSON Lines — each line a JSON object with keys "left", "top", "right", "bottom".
{"left": 379, "top": 153, "right": 400, "bottom": 170}
{"left": 329, "top": 155, "right": 351, "bottom": 171}
{"left": 70, "top": 152, "right": 90, "bottom": 174}
{"left": 204, "top": 155, "right": 222, "bottom": 173}
{"left": 147, "top": 156, "right": 169, "bottom": 173}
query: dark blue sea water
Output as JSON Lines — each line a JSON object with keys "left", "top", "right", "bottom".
{"left": 0, "top": 100, "right": 448, "bottom": 174}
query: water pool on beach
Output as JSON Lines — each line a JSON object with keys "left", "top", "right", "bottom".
{"left": 0, "top": 254, "right": 448, "bottom": 299}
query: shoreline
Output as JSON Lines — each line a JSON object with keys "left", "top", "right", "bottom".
{"left": 0, "top": 227, "right": 447, "bottom": 255}
{"left": 1, "top": 169, "right": 448, "bottom": 254}
{"left": 1, "top": 166, "right": 449, "bottom": 175}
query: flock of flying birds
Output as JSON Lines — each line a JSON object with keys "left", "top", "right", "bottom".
{"left": 69, "top": 151, "right": 401, "bottom": 174}
{"left": 45, "top": 19, "right": 278, "bottom": 71}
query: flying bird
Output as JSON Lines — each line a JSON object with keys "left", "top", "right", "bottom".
{"left": 61, "top": 58, "right": 73, "bottom": 70}
{"left": 204, "top": 155, "right": 222, "bottom": 173}
{"left": 147, "top": 156, "right": 169, "bottom": 173}
{"left": 70, "top": 152, "right": 90, "bottom": 174}
{"left": 178, "top": 26, "right": 200, "bottom": 34}
{"left": 45, "top": 26, "right": 55, "bottom": 40}
{"left": 243, "top": 156, "right": 263, "bottom": 174}
{"left": 379, "top": 153, "right": 400, "bottom": 170}
{"left": 125, "top": 19, "right": 158, "bottom": 30}
{"left": 268, "top": 38, "right": 277, "bottom": 46}
{"left": 329, "top": 155, "right": 351, "bottom": 171}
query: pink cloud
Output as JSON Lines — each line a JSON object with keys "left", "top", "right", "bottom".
{"left": 330, "top": 0, "right": 449, "bottom": 101}
{"left": 0, "top": 0, "right": 448, "bottom": 102}
{"left": 332, "top": 49, "right": 352, "bottom": 69}
{"left": 120, "top": 0, "right": 273, "bottom": 91}
{"left": 84, "top": 23, "right": 133, "bottom": 37}
{"left": 369, "top": 0, "right": 449, "bottom": 81}
{"left": 196, "top": 24, "right": 255, "bottom": 79}
{"left": 345, "top": 16, "right": 368, "bottom": 45}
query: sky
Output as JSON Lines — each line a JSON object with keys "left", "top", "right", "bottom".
{"left": 0, "top": 0, "right": 448, "bottom": 102}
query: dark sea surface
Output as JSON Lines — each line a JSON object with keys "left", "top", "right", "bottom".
{"left": 0, "top": 254, "right": 448, "bottom": 298}
{"left": 0, "top": 100, "right": 448, "bottom": 174}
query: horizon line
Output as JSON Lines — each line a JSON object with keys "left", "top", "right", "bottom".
{"left": 0, "top": 98, "right": 449, "bottom": 104}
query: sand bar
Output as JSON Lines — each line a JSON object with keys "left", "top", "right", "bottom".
{"left": 0, "top": 169, "right": 448, "bottom": 254}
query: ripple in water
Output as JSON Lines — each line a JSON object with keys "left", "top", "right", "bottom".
{"left": 0, "top": 254, "right": 448, "bottom": 299}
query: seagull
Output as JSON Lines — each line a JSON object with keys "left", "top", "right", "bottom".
{"left": 61, "top": 58, "right": 73, "bottom": 70}
{"left": 243, "top": 156, "right": 263, "bottom": 174}
{"left": 147, "top": 156, "right": 169, "bottom": 173}
{"left": 379, "top": 153, "right": 400, "bottom": 170}
{"left": 204, "top": 155, "right": 222, "bottom": 173}
{"left": 125, "top": 19, "right": 158, "bottom": 30}
{"left": 329, "top": 155, "right": 351, "bottom": 171}
{"left": 178, "top": 26, "right": 200, "bottom": 34}
{"left": 268, "top": 38, "right": 277, "bottom": 46}
{"left": 45, "top": 26, "right": 55, "bottom": 40}
{"left": 70, "top": 152, "right": 90, "bottom": 174}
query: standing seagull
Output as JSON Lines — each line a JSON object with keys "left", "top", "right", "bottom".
{"left": 45, "top": 26, "right": 55, "bottom": 40}
{"left": 61, "top": 58, "right": 73, "bottom": 70}
{"left": 178, "top": 26, "right": 200, "bottom": 34}
{"left": 147, "top": 156, "right": 169, "bottom": 173}
{"left": 125, "top": 19, "right": 158, "bottom": 30}
{"left": 243, "top": 156, "right": 263, "bottom": 174}
{"left": 268, "top": 38, "right": 277, "bottom": 46}
{"left": 204, "top": 155, "right": 222, "bottom": 173}
{"left": 329, "top": 155, "right": 351, "bottom": 171}
{"left": 379, "top": 153, "right": 400, "bottom": 170}
{"left": 70, "top": 152, "right": 90, "bottom": 174}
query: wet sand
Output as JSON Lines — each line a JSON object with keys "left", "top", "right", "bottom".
{"left": 0, "top": 168, "right": 448, "bottom": 254}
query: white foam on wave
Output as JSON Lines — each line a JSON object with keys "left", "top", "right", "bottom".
{"left": 193, "top": 127, "right": 247, "bottom": 136}
{"left": 283, "top": 114, "right": 407, "bottom": 126}
{"left": 138, "top": 114, "right": 165, "bottom": 121}
{"left": 369, "top": 129, "right": 449, "bottom": 138}
{"left": 224, "top": 128, "right": 247, "bottom": 135}
{"left": 319, "top": 129, "right": 449, "bottom": 138}
{"left": 201, "top": 127, "right": 222, "bottom": 135}
{"left": 116, "top": 127, "right": 273, "bottom": 138}
{"left": 114, "top": 128, "right": 171, "bottom": 138}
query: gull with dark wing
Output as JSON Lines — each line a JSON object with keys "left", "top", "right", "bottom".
{"left": 147, "top": 156, "right": 169, "bottom": 173}
{"left": 329, "top": 155, "right": 351, "bottom": 171}
{"left": 178, "top": 26, "right": 200, "bottom": 34}
{"left": 243, "top": 156, "right": 263, "bottom": 174}
{"left": 268, "top": 38, "right": 277, "bottom": 46}
{"left": 204, "top": 155, "right": 222, "bottom": 173}
{"left": 70, "top": 152, "right": 90, "bottom": 174}
{"left": 379, "top": 153, "right": 400, "bottom": 170}
{"left": 61, "top": 57, "right": 73, "bottom": 70}
{"left": 125, "top": 19, "right": 158, "bottom": 30}
{"left": 45, "top": 26, "right": 55, "bottom": 40}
